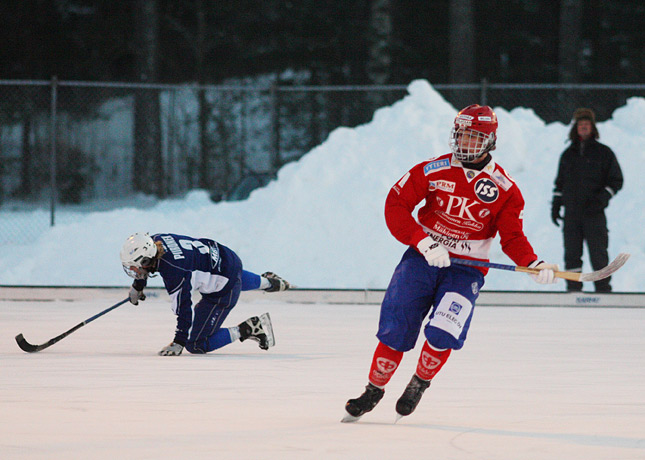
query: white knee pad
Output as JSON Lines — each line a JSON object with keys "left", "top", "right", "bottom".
{"left": 428, "top": 292, "right": 473, "bottom": 340}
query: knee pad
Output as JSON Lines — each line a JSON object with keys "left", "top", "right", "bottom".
{"left": 425, "top": 291, "right": 474, "bottom": 350}
{"left": 425, "top": 326, "right": 463, "bottom": 350}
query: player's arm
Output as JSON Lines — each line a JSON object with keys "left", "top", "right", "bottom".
{"left": 385, "top": 163, "right": 433, "bottom": 247}
{"left": 128, "top": 278, "right": 147, "bottom": 305}
{"left": 495, "top": 189, "right": 538, "bottom": 267}
{"left": 605, "top": 147, "right": 623, "bottom": 195}
{"left": 166, "top": 277, "right": 193, "bottom": 347}
{"left": 496, "top": 192, "right": 559, "bottom": 284}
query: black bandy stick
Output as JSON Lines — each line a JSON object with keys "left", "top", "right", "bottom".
{"left": 15, "top": 298, "right": 129, "bottom": 353}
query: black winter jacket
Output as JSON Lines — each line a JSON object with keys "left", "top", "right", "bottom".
{"left": 553, "top": 138, "right": 623, "bottom": 215}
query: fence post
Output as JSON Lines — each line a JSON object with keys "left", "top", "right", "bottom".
{"left": 269, "top": 80, "right": 281, "bottom": 173}
{"left": 49, "top": 76, "right": 58, "bottom": 226}
{"left": 480, "top": 77, "right": 488, "bottom": 106}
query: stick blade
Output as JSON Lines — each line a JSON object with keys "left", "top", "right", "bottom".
{"left": 15, "top": 333, "right": 41, "bottom": 353}
{"left": 579, "top": 252, "right": 631, "bottom": 282}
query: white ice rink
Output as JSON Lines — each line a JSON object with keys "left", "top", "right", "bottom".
{"left": 2, "top": 290, "right": 644, "bottom": 460}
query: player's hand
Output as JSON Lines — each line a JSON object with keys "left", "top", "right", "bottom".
{"left": 128, "top": 286, "right": 146, "bottom": 305}
{"left": 417, "top": 236, "right": 450, "bottom": 268}
{"left": 528, "top": 261, "right": 559, "bottom": 284}
{"left": 158, "top": 342, "right": 184, "bottom": 356}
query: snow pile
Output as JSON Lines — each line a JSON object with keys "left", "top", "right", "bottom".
{"left": 1, "top": 80, "right": 643, "bottom": 291}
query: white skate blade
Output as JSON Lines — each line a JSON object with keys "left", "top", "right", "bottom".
{"left": 341, "top": 412, "right": 362, "bottom": 423}
{"left": 394, "top": 414, "right": 404, "bottom": 423}
{"left": 259, "top": 312, "right": 275, "bottom": 348}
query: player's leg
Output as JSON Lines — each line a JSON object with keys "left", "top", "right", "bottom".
{"left": 344, "top": 248, "right": 437, "bottom": 421}
{"left": 396, "top": 264, "right": 483, "bottom": 418}
{"left": 241, "top": 269, "right": 291, "bottom": 292}
{"left": 184, "top": 275, "right": 242, "bottom": 354}
{"left": 237, "top": 312, "right": 275, "bottom": 350}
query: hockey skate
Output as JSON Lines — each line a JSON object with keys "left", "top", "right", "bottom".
{"left": 341, "top": 383, "right": 385, "bottom": 423}
{"left": 238, "top": 312, "right": 275, "bottom": 350}
{"left": 262, "top": 272, "right": 291, "bottom": 292}
{"left": 395, "top": 374, "right": 430, "bottom": 420}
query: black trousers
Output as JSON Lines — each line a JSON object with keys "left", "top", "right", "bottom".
{"left": 562, "top": 210, "right": 611, "bottom": 292}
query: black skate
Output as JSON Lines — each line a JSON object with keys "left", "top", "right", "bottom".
{"left": 341, "top": 383, "right": 385, "bottom": 423}
{"left": 262, "top": 272, "right": 291, "bottom": 292}
{"left": 238, "top": 312, "right": 275, "bottom": 350}
{"left": 395, "top": 374, "right": 431, "bottom": 420}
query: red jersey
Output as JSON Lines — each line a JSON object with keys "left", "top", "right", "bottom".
{"left": 385, "top": 153, "right": 538, "bottom": 274}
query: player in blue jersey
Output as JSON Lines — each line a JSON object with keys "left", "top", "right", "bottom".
{"left": 120, "top": 232, "right": 290, "bottom": 356}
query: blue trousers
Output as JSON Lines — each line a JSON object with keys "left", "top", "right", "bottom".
{"left": 185, "top": 273, "right": 242, "bottom": 354}
{"left": 377, "top": 247, "right": 485, "bottom": 352}
{"left": 181, "top": 246, "right": 263, "bottom": 354}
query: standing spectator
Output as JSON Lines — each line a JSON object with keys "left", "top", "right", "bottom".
{"left": 551, "top": 108, "right": 623, "bottom": 292}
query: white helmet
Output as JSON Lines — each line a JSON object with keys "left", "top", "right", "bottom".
{"left": 120, "top": 233, "right": 157, "bottom": 279}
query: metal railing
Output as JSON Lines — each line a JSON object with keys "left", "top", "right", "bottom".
{"left": 1, "top": 78, "right": 644, "bottom": 243}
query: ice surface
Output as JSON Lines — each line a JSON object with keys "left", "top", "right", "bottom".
{"left": 2, "top": 293, "right": 644, "bottom": 459}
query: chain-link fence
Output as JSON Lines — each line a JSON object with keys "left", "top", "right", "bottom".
{"left": 1, "top": 78, "right": 644, "bottom": 243}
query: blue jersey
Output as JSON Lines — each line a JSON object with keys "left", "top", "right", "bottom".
{"left": 151, "top": 233, "right": 242, "bottom": 343}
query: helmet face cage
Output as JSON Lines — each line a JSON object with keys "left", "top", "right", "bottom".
{"left": 449, "top": 127, "right": 496, "bottom": 163}
{"left": 449, "top": 104, "right": 498, "bottom": 163}
{"left": 122, "top": 264, "right": 148, "bottom": 279}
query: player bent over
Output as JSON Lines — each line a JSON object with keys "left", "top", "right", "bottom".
{"left": 120, "top": 232, "right": 290, "bottom": 356}
{"left": 343, "top": 105, "right": 559, "bottom": 422}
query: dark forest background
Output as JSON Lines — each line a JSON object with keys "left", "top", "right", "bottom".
{"left": 1, "top": 0, "right": 643, "bottom": 85}
{"left": 0, "top": 0, "right": 643, "bottom": 207}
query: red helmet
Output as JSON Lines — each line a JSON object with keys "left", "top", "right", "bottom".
{"left": 449, "top": 104, "right": 498, "bottom": 162}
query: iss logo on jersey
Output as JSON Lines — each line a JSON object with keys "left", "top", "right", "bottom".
{"left": 474, "top": 178, "right": 499, "bottom": 203}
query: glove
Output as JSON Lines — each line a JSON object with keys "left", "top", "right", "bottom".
{"left": 128, "top": 285, "right": 146, "bottom": 305}
{"left": 528, "top": 260, "right": 559, "bottom": 284}
{"left": 158, "top": 342, "right": 184, "bottom": 356}
{"left": 417, "top": 236, "right": 450, "bottom": 268}
{"left": 551, "top": 196, "right": 562, "bottom": 227}
{"left": 597, "top": 189, "right": 611, "bottom": 209}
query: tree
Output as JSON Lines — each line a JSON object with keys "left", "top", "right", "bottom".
{"left": 366, "top": 0, "right": 393, "bottom": 85}
{"left": 133, "top": 0, "right": 165, "bottom": 197}
{"left": 558, "top": 0, "right": 582, "bottom": 83}
{"left": 449, "top": 0, "right": 475, "bottom": 83}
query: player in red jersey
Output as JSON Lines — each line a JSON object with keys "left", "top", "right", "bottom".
{"left": 343, "top": 104, "right": 559, "bottom": 422}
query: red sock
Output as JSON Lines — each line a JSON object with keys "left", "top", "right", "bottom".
{"left": 416, "top": 341, "right": 451, "bottom": 381}
{"left": 368, "top": 341, "right": 404, "bottom": 387}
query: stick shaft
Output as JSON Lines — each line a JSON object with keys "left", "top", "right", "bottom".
{"left": 450, "top": 258, "right": 582, "bottom": 281}
{"left": 15, "top": 298, "right": 129, "bottom": 353}
{"left": 451, "top": 253, "right": 630, "bottom": 282}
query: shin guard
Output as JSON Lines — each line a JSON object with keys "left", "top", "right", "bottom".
{"left": 368, "top": 341, "right": 404, "bottom": 387}
{"left": 416, "top": 341, "right": 451, "bottom": 381}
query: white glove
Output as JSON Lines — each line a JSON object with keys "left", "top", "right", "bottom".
{"left": 528, "top": 261, "right": 559, "bottom": 284}
{"left": 417, "top": 236, "right": 451, "bottom": 268}
{"left": 128, "top": 286, "right": 146, "bottom": 305}
{"left": 158, "top": 342, "right": 184, "bottom": 356}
